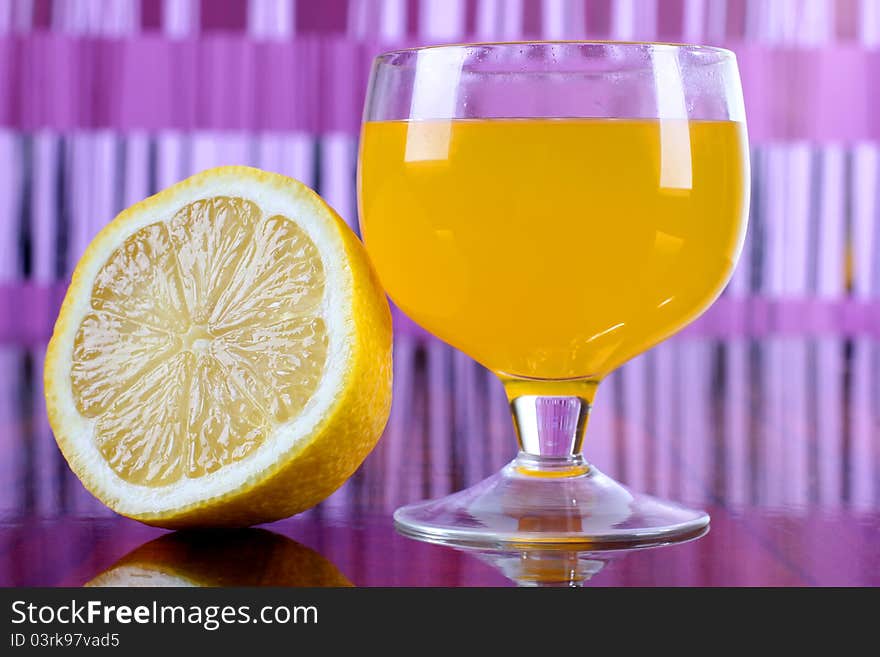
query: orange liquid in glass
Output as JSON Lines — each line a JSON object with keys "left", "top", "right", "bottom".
{"left": 359, "top": 118, "right": 749, "bottom": 379}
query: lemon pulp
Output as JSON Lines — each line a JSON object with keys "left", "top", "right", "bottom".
{"left": 70, "top": 196, "right": 328, "bottom": 486}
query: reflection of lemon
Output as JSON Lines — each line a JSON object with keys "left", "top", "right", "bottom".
{"left": 86, "top": 529, "right": 352, "bottom": 587}
{"left": 45, "top": 166, "right": 392, "bottom": 528}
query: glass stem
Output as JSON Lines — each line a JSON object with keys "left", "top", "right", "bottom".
{"left": 500, "top": 377, "right": 599, "bottom": 476}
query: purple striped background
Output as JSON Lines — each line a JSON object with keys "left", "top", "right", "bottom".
{"left": 1, "top": 36, "right": 880, "bottom": 141}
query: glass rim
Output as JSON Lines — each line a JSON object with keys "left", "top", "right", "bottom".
{"left": 373, "top": 40, "right": 737, "bottom": 63}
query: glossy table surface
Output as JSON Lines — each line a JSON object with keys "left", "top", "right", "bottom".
{"left": 1, "top": 309, "right": 879, "bottom": 586}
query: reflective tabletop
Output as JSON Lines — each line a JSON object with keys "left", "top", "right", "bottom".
{"left": 2, "top": 299, "right": 878, "bottom": 586}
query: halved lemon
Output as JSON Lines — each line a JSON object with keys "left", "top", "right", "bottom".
{"left": 45, "top": 166, "right": 392, "bottom": 528}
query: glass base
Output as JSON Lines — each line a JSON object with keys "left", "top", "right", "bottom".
{"left": 394, "top": 458, "right": 709, "bottom": 550}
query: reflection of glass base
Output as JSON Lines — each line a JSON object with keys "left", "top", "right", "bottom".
{"left": 469, "top": 549, "right": 609, "bottom": 586}
{"left": 394, "top": 459, "right": 709, "bottom": 551}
